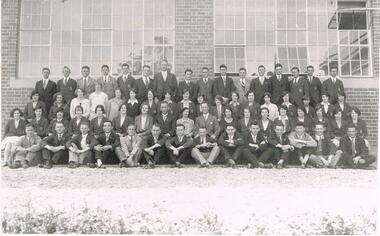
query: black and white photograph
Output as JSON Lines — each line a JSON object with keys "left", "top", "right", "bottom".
{"left": 1, "top": 0, "right": 379, "bottom": 234}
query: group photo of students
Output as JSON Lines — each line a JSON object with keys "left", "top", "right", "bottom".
{"left": 1, "top": 59, "right": 377, "bottom": 170}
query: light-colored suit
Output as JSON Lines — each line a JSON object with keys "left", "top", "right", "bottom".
{"left": 120, "top": 134, "right": 142, "bottom": 166}
{"left": 234, "top": 78, "right": 251, "bottom": 104}
{"left": 77, "top": 77, "right": 96, "bottom": 98}
{"left": 194, "top": 114, "right": 220, "bottom": 138}
{"left": 97, "top": 75, "right": 118, "bottom": 99}
{"left": 14, "top": 134, "right": 42, "bottom": 165}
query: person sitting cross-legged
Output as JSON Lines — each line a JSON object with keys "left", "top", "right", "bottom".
{"left": 66, "top": 122, "right": 98, "bottom": 168}
{"left": 268, "top": 123, "right": 294, "bottom": 169}
{"left": 243, "top": 122, "right": 273, "bottom": 169}
{"left": 93, "top": 121, "right": 123, "bottom": 168}
{"left": 288, "top": 122, "right": 317, "bottom": 168}
{"left": 339, "top": 125, "right": 376, "bottom": 169}
{"left": 165, "top": 124, "right": 193, "bottom": 168}
{"left": 40, "top": 122, "right": 70, "bottom": 169}
{"left": 119, "top": 124, "right": 142, "bottom": 168}
{"left": 191, "top": 127, "right": 220, "bottom": 168}
{"left": 10, "top": 124, "right": 42, "bottom": 169}
{"left": 218, "top": 125, "right": 245, "bottom": 168}
{"left": 142, "top": 124, "right": 167, "bottom": 168}
{"left": 308, "top": 122, "right": 342, "bottom": 168}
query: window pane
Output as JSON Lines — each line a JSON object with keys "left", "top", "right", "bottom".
{"left": 351, "top": 61, "right": 361, "bottom": 75}
{"left": 360, "top": 46, "right": 368, "bottom": 60}
{"left": 341, "top": 60, "right": 350, "bottom": 75}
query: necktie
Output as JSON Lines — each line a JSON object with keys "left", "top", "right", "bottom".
{"left": 83, "top": 78, "right": 87, "bottom": 89}
{"left": 204, "top": 78, "right": 207, "bottom": 84}
{"left": 144, "top": 77, "right": 148, "bottom": 87}
{"left": 351, "top": 138, "right": 356, "bottom": 156}
{"left": 58, "top": 134, "right": 62, "bottom": 141}
{"left": 123, "top": 76, "right": 126, "bottom": 82}
{"left": 43, "top": 80, "right": 47, "bottom": 89}
{"left": 106, "top": 134, "right": 110, "bottom": 142}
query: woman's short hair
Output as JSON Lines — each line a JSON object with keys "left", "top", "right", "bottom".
{"left": 95, "top": 104, "right": 105, "bottom": 113}
{"left": 279, "top": 104, "right": 288, "bottom": 112}
{"left": 351, "top": 106, "right": 361, "bottom": 116}
{"left": 260, "top": 107, "right": 270, "bottom": 114}
{"left": 10, "top": 108, "right": 23, "bottom": 118}
{"left": 263, "top": 92, "right": 272, "bottom": 98}
{"left": 53, "top": 92, "right": 65, "bottom": 103}
{"left": 181, "top": 107, "right": 190, "bottom": 115}
{"left": 74, "top": 105, "right": 84, "bottom": 113}
{"left": 119, "top": 103, "right": 127, "bottom": 111}
{"left": 30, "top": 90, "right": 40, "bottom": 100}
{"left": 74, "top": 88, "right": 84, "bottom": 96}
{"left": 231, "top": 91, "right": 239, "bottom": 99}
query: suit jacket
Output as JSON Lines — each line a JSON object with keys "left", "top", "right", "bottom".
{"left": 146, "top": 100, "right": 159, "bottom": 117}
{"left": 3, "top": 119, "right": 26, "bottom": 138}
{"left": 15, "top": 134, "right": 41, "bottom": 152}
{"left": 40, "top": 132, "right": 71, "bottom": 148}
{"left": 143, "top": 133, "right": 166, "bottom": 148}
{"left": 311, "top": 117, "right": 331, "bottom": 137}
{"left": 31, "top": 117, "right": 50, "bottom": 138}
{"left": 194, "top": 114, "right": 221, "bottom": 138}
{"left": 193, "top": 135, "right": 218, "bottom": 152}
{"left": 257, "top": 119, "right": 274, "bottom": 138}
{"left": 48, "top": 103, "right": 70, "bottom": 121}
{"left": 134, "top": 78, "right": 153, "bottom": 102}
{"left": 117, "top": 74, "right": 135, "bottom": 100}
{"left": 311, "top": 134, "right": 337, "bottom": 156}
{"left": 349, "top": 118, "right": 368, "bottom": 139}
{"left": 334, "top": 102, "right": 352, "bottom": 120}
{"left": 282, "top": 103, "right": 297, "bottom": 118}
{"left": 245, "top": 131, "right": 268, "bottom": 150}
{"left": 77, "top": 77, "right": 96, "bottom": 98}
{"left": 234, "top": 78, "right": 251, "bottom": 104}
{"left": 35, "top": 79, "right": 57, "bottom": 110}
{"left": 66, "top": 133, "right": 98, "bottom": 150}
{"left": 120, "top": 134, "right": 141, "bottom": 155}
{"left": 135, "top": 115, "right": 154, "bottom": 136}
{"left": 210, "top": 104, "right": 226, "bottom": 121}
{"left": 321, "top": 78, "right": 345, "bottom": 104}
{"left": 212, "top": 76, "right": 236, "bottom": 100}
{"left": 241, "top": 102, "right": 261, "bottom": 120}
{"left": 178, "top": 80, "right": 199, "bottom": 103}
{"left": 268, "top": 132, "right": 291, "bottom": 147}
{"left": 197, "top": 78, "right": 215, "bottom": 105}
{"left": 274, "top": 117, "right": 293, "bottom": 134}
{"left": 219, "top": 118, "right": 238, "bottom": 135}
{"left": 153, "top": 71, "right": 178, "bottom": 101}
{"left": 24, "top": 101, "right": 47, "bottom": 120}
{"left": 155, "top": 113, "right": 176, "bottom": 136}
{"left": 249, "top": 77, "right": 271, "bottom": 104}
{"left": 321, "top": 103, "right": 335, "bottom": 119}
{"left": 339, "top": 135, "right": 369, "bottom": 157}
{"left": 97, "top": 76, "right": 118, "bottom": 99}
{"left": 57, "top": 78, "right": 77, "bottom": 104}
{"left": 291, "top": 117, "right": 313, "bottom": 134}
{"left": 68, "top": 116, "right": 90, "bottom": 136}
{"left": 176, "top": 101, "right": 196, "bottom": 120}
{"left": 303, "top": 106, "right": 316, "bottom": 120}
{"left": 269, "top": 74, "right": 289, "bottom": 105}
{"left": 96, "top": 131, "right": 120, "bottom": 150}
{"left": 49, "top": 119, "right": 69, "bottom": 134}
{"left": 90, "top": 117, "right": 110, "bottom": 136}
{"left": 329, "top": 119, "right": 348, "bottom": 138}
{"left": 165, "top": 135, "right": 193, "bottom": 149}
{"left": 305, "top": 76, "right": 322, "bottom": 106}
{"left": 289, "top": 77, "right": 309, "bottom": 107}
{"left": 218, "top": 133, "right": 245, "bottom": 147}
{"left": 238, "top": 118, "right": 254, "bottom": 136}
{"left": 112, "top": 115, "right": 134, "bottom": 135}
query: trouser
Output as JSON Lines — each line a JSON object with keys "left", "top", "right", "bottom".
{"left": 191, "top": 146, "right": 220, "bottom": 164}
{"left": 14, "top": 150, "right": 42, "bottom": 166}
{"left": 94, "top": 147, "right": 124, "bottom": 164}
{"left": 243, "top": 147, "right": 273, "bottom": 167}
{"left": 340, "top": 152, "right": 376, "bottom": 169}
{"left": 220, "top": 146, "right": 244, "bottom": 162}
{"left": 143, "top": 146, "right": 166, "bottom": 164}
{"left": 167, "top": 148, "right": 191, "bottom": 164}
{"left": 42, "top": 149, "right": 68, "bottom": 164}
{"left": 117, "top": 148, "right": 143, "bottom": 166}
{"left": 272, "top": 148, "right": 290, "bottom": 164}
{"left": 308, "top": 151, "right": 342, "bottom": 168}
{"left": 3, "top": 142, "right": 16, "bottom": 164}
{"left": 69, "top": 150, "right": 94, "bottom": 164}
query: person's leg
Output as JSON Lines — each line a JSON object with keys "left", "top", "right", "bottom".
{"left": 167, "top": 150, "right": 178, "bottom": 164}
{"left": 307, "top": 154, "right": 324, "bottom": 167}
{"left": 191, "top": 148, "right": 208, "bottom": 165}
{"left": 243, "top": 148, "right": 259, "bottom": 167}
{"left": 258, "top": 149, "right": 273, "bottom": 164}
{"left": 12, "top": 152, "right": 26, "bottom": 168}
{"left": 178, "top": 148, "right": 191, "bottom": 164}
{"left": 220, "top": 146, "right": 232, "bottom": 163}
{"left": 81, "top": 150, "right": 95, "bottom": 167}
{"left": 94, "top": 150, "right": 106, "bottom": 168}
{"left": 51, "top": 150, "right": 67, "bottom": 165}
{"left": 153, "top": 147, "right": 166, "bottom": 164}
{"left": 26, "top": 151, "right": 42, "bottom": 167}
{"left": 41, "top": 149, "right": 52, "bottom": 167}
{"left": 114, "top": 147, "right": 128, "bottom": 167}
{"left": 3, "top": 143, "right": 14, "bottom": 166}
{"left": 340, "top": 152, "right": 354, "bottom": 168}
{"left": 328, "top": 150, "right": 342, "bottom": 168}
{"left": 277, "top": 151, "right": 290, "bottom": 168}
{"left": 69, "top": 151, "right": 79, "bottom": 165}
{"left": 207, "top": 146, "right": 220, "bottom": 164}
{"left": 232, "top": 146, "right": 244, "bottom": 162}
{"left": 358, "top": 155, "right": 376, "bottom": 168}
{"left": 132, "top": 149, "right": 143, "bottom": 166}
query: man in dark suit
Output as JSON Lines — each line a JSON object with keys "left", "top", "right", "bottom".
{"left": 35, "top": 67, "right": 57, "bottom": 111}
{"left": 268, "top": 123, "right": 294, "bottom": 168}
{"left": 165, "top": 124, "right": 193, "bottom": 167}
{"left": 249, "top": 65, "right": 271, "bottom": 104}
{"left": 243, "top": 122, "right": 273, "bottom": 168}
{"left": 321, "top": 67, "right": 345, "bottom": 105}
{"left": 93, "top": 121, "right": 123, "bottom": 168}
{"left": 134, "top": 65, "right": 154, "bottom": 102}
{"left": 57, "top": 66, "right": 77, "bottom": 104}
{"left": 155, "top": 101, "right": 176, "bottom": 137}
{"left": 153, "top": 59, "right": 178, "bottom": 101}
{"left": 142, "top": 124, "right": 167, "bottom": 168}
{"left": 197, "top": 67, "right": 214, "bottom": 106}
{"left": 218, "top": 125, "right": 245, "bottom": 168}
{"left": 39, "top": 122, "right": 70, "bottom": 168}
{"left": 194, "top": 103, "right": 221, "bottom": 139}
{"left": 77, "top": 66, "right": 96, "bottom": 98}
{"left": 289, "top": 66, "right": 309, "bottom": 108}
{"left": 117, "top": 63, "right": 135, "bottom": 100}
{"left": 305, "top": 65, "right": 322, "bottom": 107}
{"left": 97, "top": 65, "right": 118, "bottom": 99}
{"left": 269, "top": 63, "right": 289, "bottom": 106}
{"left": 191, "top": 127, "right": 220, "bottom": 167}
{"left": 178, "top": 68, "right": 199, "bottom": 103}
{"left": 212, "top": 64, "right": 236, "bottom": 104}
{"left": 339, "top": 125, "right": 376, "bottom": 169}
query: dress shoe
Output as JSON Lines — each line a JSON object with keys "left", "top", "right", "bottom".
{"left": 9, "top": 162, "right": 21, "bottom": 169}
{"left": 119, "top": 161, "right": 127, "bottom": 168}
{"left": 2, "top": 162, "right": 8, "bottom": 167}
{"left": 258, "top": 162, "right": 265, "bottom": 168}
{"left": 22, "top": 164, "right": 29, "bottom": 169}
{"left": 88, "top": 163, "right": 96, "bottom": 168}
{"left": 178, "top": 163, "right": 185, "bottom": 168}
{"left": 301, "top": 163, "right": 306, "bottom": 169}
{"left": 276, "top": 164, "right": 283, "bottom": 169}
{"left": 43, "top": 160, "right": 52, "bottom": 169}
{"left": 68, "top": 162, "right": 77, "bottom": 168}
{"left": 264, "top": 163, "right": 274, "bottom": 169}
{"left": 205, "top": 162, "right": 211, "bottom": 168}
{"left": 228, "top": 160, "right": 236, "bottom": 169}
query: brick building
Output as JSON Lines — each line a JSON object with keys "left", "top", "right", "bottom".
{"left": 1, "top": 0, "right": 379, "bottom": 146}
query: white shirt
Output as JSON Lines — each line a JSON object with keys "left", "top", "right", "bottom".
{"left": 178, "top": 136, "right": 183, "bottom": 143}
{"left": 14, "top": 119, "right": 19, "bottom": 129}
{"left": 103, "top": 75, "right": 109, "bottom": 83}
{"left": 277, "top": 74, "right": 281, "bottom": 81}
{"left": 141, "top": 115, "right": 147, "bottom": 130}
{"left": 203, "top": 113, "right": 209, "bottom": 121}
{"left": 81, "top": 133, "right": 88, "bottom": 148}
{"left": 228, "top": 134, "right": 234, "bottom": 141}
{"left": 105, "top": 132, "right": 111, "bottom": 141}
{"left": 122, "top": 74, "right": 129, "bottom": 81}
{"left": 240, "top": 78, "right": 246, "bottom": 86}
{"left": 331, "top": 76, "right": 337, "bottom": 83}
{"left": 120, "top": 115, "right": 125, "bottom": 127}
{"left": 259, "top": 76, "right": 265, "bottom": 84}
{"left": 161, "top": 71, "right": 167, "bottom": 81}
{"left": 162, "top": 113, "right": 168, "bottom": 121}
{"left": 43, "top": 79, "right": 49, "bottom": 88}
{"left": 203, "top": 78, "right": 208, "bottom": 83}
{"left": 293, "top": 77, "right": 299, "bottom": 83}
{"left": 250, "top": 133, "right": 257, "bottom": 143}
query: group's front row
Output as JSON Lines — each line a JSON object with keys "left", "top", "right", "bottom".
{"left": 4, "top": 115, "right": 376, "bottom": 170}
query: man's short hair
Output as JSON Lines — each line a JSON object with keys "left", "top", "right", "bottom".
{"left": 291, "top": 66, "right": 300, "bottom": 72}
{"left": 176, "top": 123, "right": 185, "bottom": 129}
{"left": 25, "top": 124, "right": 35, "bottom": 130}
{"left": 101, "top": 65, "right": 109, "bottom": 70}
{"left": 258, "top": 65, "right": 265, "bottom": 70}
{"left": 152, "top": 123, "right": 161, "bottom": 129}
{"left": 127, "top": 124, "right": 136, "bottom": 129}
{"left": 81, "top": 65, "right": 90, "bottom": 70}
{"left": 103, "top": 120, "right": 112, "bottom": 126}
{"left": 143, "top": 64, "right": 151, "bottom": 69}
{"left": 80, "top": 122, "right": 90, "bottom": 128}
{"left": 239, "top": 67, "right": 247, "bottom": 72}
{"left": 219, "top": 64, "right": 227, "bottom": 69}
{"left": 314, "top": 122, "right": 325, "bottom": 128}
{"left": 184, "top": 68, "right": 193, "bottom": 74}
{"left": 202, "top": 67, "right": 209, "bottom": 71}
{"left": 274, "top": 63, "right": 282, "bottom": 69}
{"left": 330, "top": 66, "right": 338, "bottom": 71}
{"left": 295, "top": 122, "right": 305, "bottom": 128}
{"left": 307, "top": 65, "right": 314, "bottom": 70}
{"left": 121, "top": 63, "right": 129, "bottom": 68}
{"left": 42, "top": 67, "right": 50, "bottom": 72}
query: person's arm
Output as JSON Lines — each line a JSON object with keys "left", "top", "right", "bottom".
{"left": 178, "top": 137, "right": 193, "bottom": 150}
{"left": 233, "top": 135, "right": 245, "bottom": 146}
{"left": 29, "top": 137, "right": 42, "bottom": 152}
{"left": 218, "top": 134, "right": 229, "bottom": 147}
{"left": 120, "top": 137, "right": 130, "bottom": 157}
{"left": 165, "top": 137, "right": 175, "bottom": 149}
{"left": 213, "top": 117, "right": 221, "bottom": 138}
{"left": 110, "top": 134, "right": 121, "bottom": 150}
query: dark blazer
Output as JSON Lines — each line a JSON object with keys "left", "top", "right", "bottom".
{"left": 157, "top": 101, "right": 178, "bottom": 118}
{"left": 282, "top": 103, "right": 297, "bottom": 118}
{"left": 90, "top": 117, "right": 110, "bottom": 136}
{"left": 3, "top": 119, "right": 26, "bottom": 138}
{"left": 193, "top": 135, "right": 218, "bottom": 152}
{"left": 321, "top": 103, "right": 335, "bottom": 120}
{"left": 249, "top": 77, "right": 271, "bottom": 104}
{"left": 178, "top": 80, "right": 199, "bottom": 103}
{"left": 241, "top": 102, "right": 261, "bottom": 120}
{"left": 126, "top": 101, "right": 141, "bottom": 119}
{"left": 66, "top": 133, "right": 98, "bottom": 150}
{"left": 228, "top": 103, "right": 242, "bottom": 120}
{"left": 48, "top": 103, "right": 70, "bottom": 121}
{"left": 329, "top": 119, "right": 348, "bottom": 139}
{"left": 117, "top": 74, "right": 135, "bottom": 100}
{"left": 112, "top": 115, "right": 134, "bottom": 135}
{"left": 269, "top": 74, "right": 289, "bottom": 105}
{"left": 35, "top": 79, "right": 57, "bottom": 111}
{"left": 41, "top": 132, "right": 71, "bottom": 148}
{"left": 339, "top": 135, "right": 369, "bottom": 157}
{"left": 210, "top": 105, "right": 226, "bottom": 121}
{"left": 212, "top": 76, "right": 236, "bottom": 100}
{"left": 57, "top": 78, "right": 77, "bottom": 104}
{"left": 165, "top": 135, "right": 193, "bottom": 149}
{"left": 145, "top": 100, "right": 160, "bottom": 117}
{"left": 96, "top": 76, "right": 118, "bottom": 99}
{"left": 245, "top": 131, "right": 268, "bottom": 151}
{"left": 218, "top": 132, "right": 245, "bottom": 147}
{"left": 289, "top": 77, "right": 309, "bottom": 107}
{"left": 349, "top": 118, "right": 368, "bottom": 139}
{"left": 68, "top": 117, "right": 90, "bottom": 136}
{"left": 134, "top": 78, "right": 153, "bottom": 102}
{"left": 197, "top": 78, "right": 215, "bottom": 105}
{"left": 49, "top": 119, "right": 69, "bottom": 134}
{"left": 143, "top": 133, "right": 166, "bottom": 148}
{"left": 96, "top": 131, "right": 120, "bottom": 150}
{"left": 257, "top": 119, "right": 274, "bottom": 138}
{"left": 268, "top": 132, "right": 291, "bottom": 147}
{"left": 303, "top": 106, "right": 316, "bottom": 120}
{"left": 321, "top": 78, "right": 345, "bottom": 105}
{"left": 155, "top": 113, "right": 176, "bottom": 136}
{"left": 153, "top": 71, "right": 178, "bottom": 101}
{"left": 311, "top": 117, "right": 331, "bottom": 137}
{"left": 31, "top": 117, "right": 50, "bottom": 138}
{"left": 24, "top": 101, "right": 48, "bottom": 120}
{"left": 334, "top": 102, "right": 352, "bottom": 120}
{"left": 77, "top": 77, "right": 96, "bottom": 98}
{"left": 311, "top": 134, "right": 337, "bottom": 156}
{"left": 238, "top": 118, "right": 254, "bottom": 136}
{"left": 306, "top": 76, "right": 322, "bottom": 107}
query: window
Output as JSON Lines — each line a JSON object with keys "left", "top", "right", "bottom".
{"left": 18, "top": 0, "right": 175, "bottom": 80}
